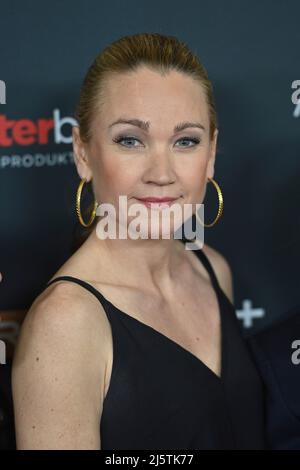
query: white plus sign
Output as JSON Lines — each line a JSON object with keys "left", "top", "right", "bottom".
{"left": 236, "top": 300, "right": 265, "bottom": 328}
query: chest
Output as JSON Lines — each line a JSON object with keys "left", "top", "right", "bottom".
{"left": 98, "top": 276, "right": 223, "bottom": 392}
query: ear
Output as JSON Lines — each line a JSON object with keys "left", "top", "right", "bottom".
{"left": 72, "top": 126, "right": 93, "bottom": 181}
{"left": 206, "top": 128, "right": 218, "bottom": 180}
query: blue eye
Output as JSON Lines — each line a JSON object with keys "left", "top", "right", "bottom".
{"left": 176, "top": 137, "right": 201, "bottom": 147}
{"left": 113, "top": 135, "right": 141, "bottom": 147}
{"left": 112, "top": 135, "right": 201, "bottom": 148}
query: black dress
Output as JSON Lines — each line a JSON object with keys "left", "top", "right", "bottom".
{"left": 45, "top": 239, "right": 265, "bottom": 450}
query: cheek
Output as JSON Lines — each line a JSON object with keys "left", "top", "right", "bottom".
{"left": 97, "top": 157, "right": 139, "bottom": 198}
{"left": 177, "top": 160, "right": 209, "bottom": 208}
{"left": 182, "top": 158, "right": 209, "bottom": 194}
{"left": 189, "top": 174, "right": 207, "bottom": 203}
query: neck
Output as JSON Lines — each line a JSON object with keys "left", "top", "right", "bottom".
{"left": 85, "top": 226, "right": 187, "bottom": 295}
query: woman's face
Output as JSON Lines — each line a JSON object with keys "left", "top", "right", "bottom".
{"left": 73, "top": 66, "right": 218, "bottom": 240}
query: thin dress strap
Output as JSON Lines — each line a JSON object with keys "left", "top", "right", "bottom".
{"left": 193, "top": 248, "right": 221, "bottom": 293}
{"left": 45, "top": 275, "right": 112, "bottom": 317}
{"left": 179, "top": 238, "right": 221, "bottom": 293}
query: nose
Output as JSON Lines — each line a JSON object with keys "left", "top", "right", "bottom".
{"left": 142, "top": 151, "right": 176, "bottom": 186}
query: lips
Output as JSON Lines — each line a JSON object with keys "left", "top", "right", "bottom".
{"left": 135, "top": 197, "right": 180, "bottom": 209}
{"left": 136, "top": 197, "right": 178, "bottom": 202}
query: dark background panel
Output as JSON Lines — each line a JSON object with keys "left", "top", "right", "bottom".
{"left": 0, "top": 0, "right": 299, "bottom": 332}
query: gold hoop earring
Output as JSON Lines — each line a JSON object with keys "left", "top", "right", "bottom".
{"left": 76, "top": 178, "right": 98, "bottom": 227}
{"left": 196, "top": 177, "right": 223, "bottom": 228}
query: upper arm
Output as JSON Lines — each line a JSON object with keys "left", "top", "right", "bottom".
{"left": 12, "top": 283, "right": 110, "bottom": 449}
{"left": 202, "top": 244, "right": 234, "bottom": 304}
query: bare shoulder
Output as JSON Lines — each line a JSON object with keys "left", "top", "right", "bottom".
{"left": 12, "top": 280, "right": 112, "bottom": 449}
{"left": 15, "top": 280, "right": 112, "bottom": 363}
{"left": 202, "top": 243, "right": 234, "bottom": 303}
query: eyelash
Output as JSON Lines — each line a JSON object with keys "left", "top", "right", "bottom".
{"left": 112, "top": 134, "right": 201, "bottom": 148}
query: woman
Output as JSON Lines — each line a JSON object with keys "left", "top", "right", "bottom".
{"left": 12, "top": 33, "right": 265, "bottom": 450}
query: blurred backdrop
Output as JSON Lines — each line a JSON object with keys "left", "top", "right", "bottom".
{"left": 0, "top": 0, "right": 299, "bottom": 449}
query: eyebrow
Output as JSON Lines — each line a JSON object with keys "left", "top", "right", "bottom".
{"left": 108, "top": 118, "right": 206, "bottom": 133}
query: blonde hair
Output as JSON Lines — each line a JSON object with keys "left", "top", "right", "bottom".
{"left": 72, "top": 32, "right": 218, "bottom": 251}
